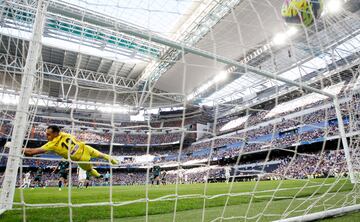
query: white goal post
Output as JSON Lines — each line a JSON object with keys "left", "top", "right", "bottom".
{"left": 0, "top": 0, "right": 48, "bottom": 212}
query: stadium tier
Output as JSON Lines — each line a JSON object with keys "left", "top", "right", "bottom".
{"left": 0, "top": 0, "right": 360, "bottom": 221}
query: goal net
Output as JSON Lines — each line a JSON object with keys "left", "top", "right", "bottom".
{"left": 0, "top": 0, "right": 360, "bottom": 221}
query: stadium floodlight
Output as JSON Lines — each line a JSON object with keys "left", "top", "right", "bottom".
{"left": 186, "top": 93, "right": 195, "bottom": 101}
{"left": 213, "top": 71, "right": 228, "bottom": 83}
{"left": 197, "top": 82, "right": 212, "bottom": 93}
{"left": 272, "top": 32, "right": 288, "bottom": 45}
{"left": 187, "top": 71, "right": 227, "bottom": 101}
{"left": 285, "top": 26, "right": 298, "bottom": 37}
{"left": 272, "top": 27, "right": 298, "bottom": 46}
{"left": 326, "top": 0, "right": 344, "bottom": 14}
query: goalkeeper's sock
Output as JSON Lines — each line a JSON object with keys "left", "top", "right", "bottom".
{"left": 89, "top": 148, "right": 118, "bottom": 165}
{"left": 89, "top": 169, "right": 101, "bottom": 178}
{"left": 58, "top": 180, "right": 62, "bottom": 188}
{"left": 102, "top": 154, "right": 118, "bottom": 165}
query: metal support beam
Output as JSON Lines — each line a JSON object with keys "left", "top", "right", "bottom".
{"left": 0, "top": 53, "right": 183, "bottom": 105}
{"left": 0, "top": 53, "right": 136, "bottom": 89}
{"left": 121, "top": 28, "right": 336, "bottom": 99}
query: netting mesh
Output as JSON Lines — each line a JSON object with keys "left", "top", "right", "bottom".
{"left": 0, "top": 0, "right": 360, "bottom": 221}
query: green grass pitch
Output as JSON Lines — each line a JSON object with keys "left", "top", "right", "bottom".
{"left": 1, "top": 178, "right": 359, "bottom": 222}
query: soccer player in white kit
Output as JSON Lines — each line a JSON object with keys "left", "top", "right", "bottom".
{"left": 77, "top": 167, "right": 87, "bottom": 189}
{"left": 21, "top": 172, "right": 31, "bottom": 189}
{"left": 184, "top": 173, "right": 188, "bottom": 184}
{"left": 225, "top": 167, "right": 231, "bottom": 184}
{"left": 178, "top": 170, "right": 184, "bottom": 184}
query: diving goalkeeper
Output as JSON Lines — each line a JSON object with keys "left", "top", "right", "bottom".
{"left": 6, "top": 125, "right": 118, "bottom": 178}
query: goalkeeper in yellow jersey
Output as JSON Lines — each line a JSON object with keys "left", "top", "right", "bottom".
{"left": 10, "top": 125, "right": 118, "bottom": 178}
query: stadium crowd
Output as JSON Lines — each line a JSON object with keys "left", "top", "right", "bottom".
{"left": 272, "top": 149, "right": 348, "bottom": 179}
{"left": 1, "top": 98, "right": 355, "bottom": 147}
{"left": 0, "top": 123, "right": 349, "bottom": 171}
{"left": 0, "top": 91, "right": 358, "bottom": 187}
{"left": 0, "top": 147, "right": 350, "bottom": 187}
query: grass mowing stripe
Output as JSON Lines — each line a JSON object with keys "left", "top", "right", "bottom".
{"left": 90, "top": 192, "right": 358, "bottom": 222}
{"left": 0, "top": 178, "right": 356, "bottom": 222}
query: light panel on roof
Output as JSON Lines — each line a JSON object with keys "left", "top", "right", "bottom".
{"left": 63, "top": 0, "right": 196, "bottom": 35}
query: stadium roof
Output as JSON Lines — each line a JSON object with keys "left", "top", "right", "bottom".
{"left": 187, "top": 0, "right": 360, "bottom": 108}
{"left": 0, "top": 0, "right": 359, "bottom": 111}
{"left": 201, "top": 33, "right": 360, "bottom": 106}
